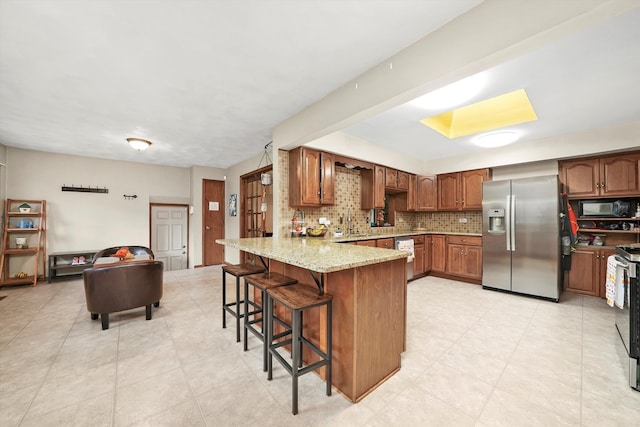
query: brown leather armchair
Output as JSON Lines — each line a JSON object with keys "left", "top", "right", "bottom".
{"left": 83, "top": 256, "right": 163, "bottom": 330}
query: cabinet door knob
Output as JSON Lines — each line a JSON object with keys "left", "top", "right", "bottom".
{"left": 596, "top": 182, "right": 600, "bottom": 189}
{"left": 601, "top": 181, "right": 606, "bottom": 188}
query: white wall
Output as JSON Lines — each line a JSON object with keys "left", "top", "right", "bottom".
{"left": 7, "top": 148, "right": 190, "bottom": 258}
{"left": 491, "top": 160, "right": 558, "bottom": 181}
{"left": 0, "top": 144, "right": 7, "bottom": 244}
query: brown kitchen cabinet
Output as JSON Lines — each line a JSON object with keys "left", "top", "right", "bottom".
{"left": 413, "top": 235, "right": 431, "bottom": 276}
{"left": 388, "top": 173, "right": 420, "bottom": 212}
{"left": 376, "top": 238, "right": 394, "bottom": 249}
{"left": 356, "top": 240, "right": 377, "bottom": 247}
{"left": 565, "top": 246, "right": 616, "bottom": 297}
{"left": 361, "top": 165, "right": 386, "bottom": 209}
{"left": 560, "top": 152, "right": 640, "bottom": 198}
{"left": 416, "top": 175, "right": 437, "bottom": 211}
{"left": 431, "top": 235, "right": 446, "bottom": 273}
{"left": 385, "top": 168, "right": 409, "bottom": 192}
{"left": 597, "top": 248, "right": 617, "bottom": 298}
{"left": 445, "top": 235, "right": 482, "bottom": 280}
{"left": 288, "top": 147, "right": 335, "bottom": 207}
{"left": 437, "top": 169, "right": 490, "bottom": 211}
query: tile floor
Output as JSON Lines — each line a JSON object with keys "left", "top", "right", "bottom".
{"left": 1, "top": 266, "right": 639, "bottom": 426}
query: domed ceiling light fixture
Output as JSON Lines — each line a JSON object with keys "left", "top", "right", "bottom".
{"left": 126, "top": 137, "right": 152, "bottom": 151}
{"left": 473, "top": 131, "right": 520, "bottom": 148}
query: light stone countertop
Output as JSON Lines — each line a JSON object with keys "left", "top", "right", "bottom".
{"left": 216, "top": 237, "right": 408, "bottom": 273}
{"left": 328, "top": 230, "right": 481, "bottom": 243}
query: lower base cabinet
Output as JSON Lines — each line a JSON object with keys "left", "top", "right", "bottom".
{"left": 413, "top": 235, "right": 425, "bottom": 276}
{"left": 445, "top": 235, "right": 482, "bottom": 281}
{"left": 565, "top": 247, "right": 616, "bottom": 297}
{"left": 431, "top": 235, "right": 446, "bottom": 273}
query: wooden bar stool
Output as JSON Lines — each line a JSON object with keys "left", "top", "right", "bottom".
{"left": 243, "top": 271, "right": 298, "bottom": 371}
{"left": 266, "top": 283, "right": 332, "bottom": 415}
{"left": 222, "top": 263, "right": 265, "bottom": 342}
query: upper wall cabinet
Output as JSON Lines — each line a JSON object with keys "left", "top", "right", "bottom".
{"left": 385, "top": 168, "right": 409, "bottom": 193}
{"left": 437, "top": 168, "right": 490, "bottom": 211}
{"left": 289, "top": 147, "right": 335, "bottom": 207}
{"left": 361, "top": 165, "right": 386, "bottom": 209}
{"left": 560, "top": 152, "right": 640, "bottom": 198}
{"left": 415, "top": 175, "right": 437, "bottom": 211}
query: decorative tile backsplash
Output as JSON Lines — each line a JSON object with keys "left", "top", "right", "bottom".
{"left": 278, "top": 149, "right": 482, "bottom": 236}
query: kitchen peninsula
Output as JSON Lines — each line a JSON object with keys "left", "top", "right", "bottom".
{"left": 216, "top": 237, "right": 408, "bottom": 402}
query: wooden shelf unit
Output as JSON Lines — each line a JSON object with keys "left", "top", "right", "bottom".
{"left": 0, "top": 199, "right": 47, "bottom": 287}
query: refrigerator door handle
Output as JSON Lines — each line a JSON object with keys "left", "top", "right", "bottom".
{"left": 505, "top": 195, "right": 512, "bottom": 251}
{"left": 511, "top": 194, "right": 516, "bottom": 252}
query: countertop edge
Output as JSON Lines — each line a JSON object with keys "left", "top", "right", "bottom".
{"left": 216, "top": 237, "right": 409, "bottom": 273}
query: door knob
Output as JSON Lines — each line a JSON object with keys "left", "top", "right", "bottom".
{"left": 206, "top": 226, "right": 211, "bottom": 230}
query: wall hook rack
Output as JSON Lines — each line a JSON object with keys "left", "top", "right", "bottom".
{"left": 123, "top": 194, "right": 137, "bottom": 200}
{"left": 61, "top": 185, "right": 108, "bottom": 194}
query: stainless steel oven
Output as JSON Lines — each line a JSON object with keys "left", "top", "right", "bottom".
{"left": 615, "top": 245, "right": 640, "bottom": 392}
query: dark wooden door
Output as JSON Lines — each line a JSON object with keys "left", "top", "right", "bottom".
{"left": 203, "top": 179, "right": 225, "bottom": 266}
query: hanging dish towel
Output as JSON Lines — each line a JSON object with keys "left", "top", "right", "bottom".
{"left": 605, "top": 255, "right": 626, "bottom": 308}
{"left": 605, "top": 255, "right": 616, "bottom": 306}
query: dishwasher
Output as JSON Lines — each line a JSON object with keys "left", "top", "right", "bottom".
{"left": 394, "top": 236, "right": 415, "bottom": 281}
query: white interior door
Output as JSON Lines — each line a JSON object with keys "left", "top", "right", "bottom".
{"left": 151, "top": 205, "right": 188, "bottom": 271}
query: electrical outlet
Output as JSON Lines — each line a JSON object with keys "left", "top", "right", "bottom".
{"left": 459, "top": 218, "right": 468, "bottom": 223}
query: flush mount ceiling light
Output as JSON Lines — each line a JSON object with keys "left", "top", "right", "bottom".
{"left": 126, "top": 138, "right": 152, "bottom": 151}
{"left": 473, "top": 131, "right": 520, "bottom": 148}
{"left": 410, "top": 73, "right": 487, "bottom": 110}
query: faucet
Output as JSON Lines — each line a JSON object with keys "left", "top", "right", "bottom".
{"left": 347, "top": 208, "right": 353, "bottom": 235}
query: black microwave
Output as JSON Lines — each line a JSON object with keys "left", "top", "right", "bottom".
{"left": 579, "top": 200, "right": 631, "bottom": 218}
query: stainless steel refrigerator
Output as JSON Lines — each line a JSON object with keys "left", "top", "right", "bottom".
{"left": 482, "top": 175, "right": 561, "bottom": 301}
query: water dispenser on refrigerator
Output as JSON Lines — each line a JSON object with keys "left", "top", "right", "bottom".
{"left": 487, "top": 208, "right": 505, "bottom": 233}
